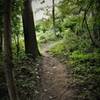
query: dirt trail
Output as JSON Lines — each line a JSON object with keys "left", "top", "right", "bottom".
{"left": 39, "top": 46, "right": 75, "bottom": 100}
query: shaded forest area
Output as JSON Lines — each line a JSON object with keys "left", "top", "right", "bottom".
{"left": 0, "top": 0, "right": 100, "bottom": 100}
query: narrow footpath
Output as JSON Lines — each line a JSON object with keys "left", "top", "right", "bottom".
{"left": 39, "top": 46, "right": 75, "bottom": 100}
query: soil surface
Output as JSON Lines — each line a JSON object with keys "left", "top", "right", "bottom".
{"left": 39, "top": 45, "right": 76, "bottom": 100}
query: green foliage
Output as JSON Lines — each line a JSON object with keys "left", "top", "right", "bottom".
{"left": 49, "top": 29, "right": 91, "bottom": 54}
{"left": 49, "top": 22, "right": 100, "bottom": 100}
{"left": 69, "top": 49, "right": 100, "bottom": 99}
{"left": 70, "top": 51, "right": 100, "bottom": 60}
{"left": 37, "top": 30, "right": 57, "bottom": 44}
{"left": 50, "top": 41, "right": 65, "bottom": 56}
{"left": 14, "top": 58, "right": 40, "bottom": 100}
{"left": 36, "top": 19, "right": 52, "bottom": 32}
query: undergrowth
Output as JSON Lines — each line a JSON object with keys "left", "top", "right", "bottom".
{"left": 49, "top": 29, "right": 100, "bottom": 100}
{"left": 0, "top": 54, "right": 41, "bottom": 100}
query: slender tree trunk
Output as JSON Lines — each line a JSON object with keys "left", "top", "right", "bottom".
{"left": 3, "top": 0, "right": 19, "bottom": 100}
{"left": 52, "top": 0, "right": 56, "bottom": 36}
{"left": 22, "top": 0, "right": 40, "bottom": 59}
{"left": 0, "top": 33, "right": 2, "bottom": 52}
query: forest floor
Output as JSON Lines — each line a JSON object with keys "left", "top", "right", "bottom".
{"left": 38, "top": 44, "right": 76, "bottom": 100}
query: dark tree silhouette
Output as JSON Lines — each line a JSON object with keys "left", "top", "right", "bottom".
{"left": 22, "top": 0, "right": 40, "bottom": 59}
{"left": 3, "top": 0, "right": 19, "bottom": 100}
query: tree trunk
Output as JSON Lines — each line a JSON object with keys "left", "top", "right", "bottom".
{"left": 22, "top": 0, "right": 40, "bottom": 59}
{"left": 0, "top": 33, "right": 2, "bottom": 52}
{"left": 52, "top": 0, "right": 56, "bottom": 36}
{"left": 3, "top": 0, "right": 19, "bottom": 100}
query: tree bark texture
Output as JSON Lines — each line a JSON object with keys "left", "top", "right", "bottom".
{"left": 3, "top": 0, "right": 19, "bottom": 100}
